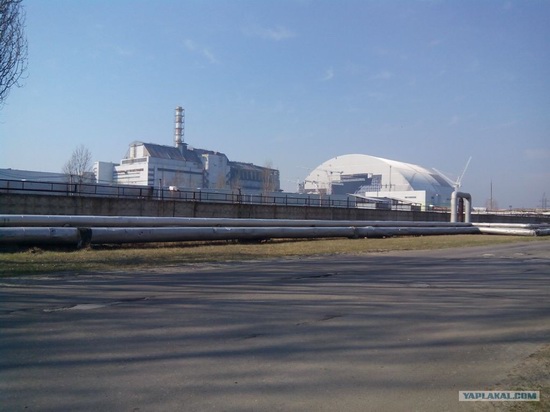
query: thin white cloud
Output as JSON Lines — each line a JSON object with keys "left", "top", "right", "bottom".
{"left": 184, "top": 39, "right": 197, "bottom": 51}
{"left": 113, "top": 45, "right": 134, "bottom": 57}
{"left": 243, "top": 25, "right": 296, "bottom": 41}
{"left": 321, "top": 68, "right": 334, "bottom": 81}
{"left": 449, "top": 115, "right": 460, "bottom": 126}
{"left": 369, "top": 70, "right": 393, "bottom": 81}
{"left": 183, "top": 39, "right": 219, "bottom": 64}
{"left": 202, "top": 49, "right": 219, "bottom": 64}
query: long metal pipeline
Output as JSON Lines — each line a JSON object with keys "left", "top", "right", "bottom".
{"left": 0, "top": 225, "right": 483, "bottom": 246}
{"left": 89, "top": 226, "right": 358, "bottom": 243}
{"left": 0, "top": 214, "right": 471, "bottom": 228}
{"left": 90, "top": 226, "right": 485, "bottom": 244}
{"left": 1, "top": 215, "right": 548, "bottom": 247}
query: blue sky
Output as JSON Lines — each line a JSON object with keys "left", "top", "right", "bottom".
{"left": 1, "top": 0, "right": 549, "bottom": 208}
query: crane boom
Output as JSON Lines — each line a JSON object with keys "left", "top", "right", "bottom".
{"left": 456, "top": 156, "right": 472, "bottom": 189}
{"left": 433, "top": 156, "right": 472, "bottom": 190}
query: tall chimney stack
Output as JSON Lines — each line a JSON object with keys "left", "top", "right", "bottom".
{"left": 174, "top": 106, "right": 185, "bottom": 152}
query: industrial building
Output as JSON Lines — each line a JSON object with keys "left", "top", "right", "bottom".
{"left": 94, "top": 107, "right": 280, "bottom": 192}
{"left": 303, "top": 154, "right": 455, "bottom": 208}
{"left": 0, "top": 168, "right": 71, "bottom": 183}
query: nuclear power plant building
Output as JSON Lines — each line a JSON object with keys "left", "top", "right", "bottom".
{"left": 94, "top": 107, "right": 280, "bottom": 192}
{"left": 304, "top": 154, "right": 454, "bottom": 207}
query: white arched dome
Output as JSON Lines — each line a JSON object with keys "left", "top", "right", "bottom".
{"left": 304, "top": 154, "right": 454, "bottom": 206}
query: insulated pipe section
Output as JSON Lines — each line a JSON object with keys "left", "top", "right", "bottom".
{"left": 450, "top": 191, "right": 472, "bottom": 223}
{"left": 473, "top": 223, "right": 550, "bottom": 236}
{"left": 89, "top": 226, "right": 357, "bottom": 244}
{"left": 536, "top": 227, "right": 550, "bottom": 236}
{"left": 473, "top": 223, "right": 549, "bottom": 229}
{"left": 0, "top": 227, "right": 82, "bottom": 245}
{"left": 476, "top": 227, "right": 537, "bottom": 236}
{"left": 356, "top": 226, "right": 480, "bottom": 238}
{"left": 89, "top": 225, "right": 484, "bottom": 244}
{"left": 1, "top": 215, "right": 473, "bottom": 228}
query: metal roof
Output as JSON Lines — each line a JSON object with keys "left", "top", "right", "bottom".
{"left": 141, "top": 143, "right": 202, "bottom": 163}
{"left": 305, "top": 154, "right": 454, "bottom": 194}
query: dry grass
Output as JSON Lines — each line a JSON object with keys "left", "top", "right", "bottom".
{"left": 474, "top": 344, "right": 550, "bottom": 412}
{"left": 1, "top": 235, "right": 547, "bottom": 277}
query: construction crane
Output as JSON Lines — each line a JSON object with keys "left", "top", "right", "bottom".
{"left": 456, "top": 156, "right": 472, "bottom": 190}
{"left": 433, "top": 156, "right": 472, "bottom": 191}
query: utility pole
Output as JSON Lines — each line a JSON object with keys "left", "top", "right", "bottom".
{"left": 489, "top": 180, "right": 493, "bottom": 211}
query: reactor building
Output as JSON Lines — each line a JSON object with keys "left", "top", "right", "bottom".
{"left": 94, "top": 107, "right": 280, "bottom": 193}
{"left": 303, "top": 154, "right": 455, "bottom": 208}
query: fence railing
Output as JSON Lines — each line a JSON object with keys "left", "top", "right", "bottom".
{"left": 0, "top": 179, "right": 357, "bottom": 208}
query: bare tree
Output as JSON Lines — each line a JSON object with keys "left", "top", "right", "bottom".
{"left": 485, "top": 198, "right": 499, "bottom": 212}
{"left": 261, "top": 160, "right": 278, "bottom": 193}
{"left": 63, "top": 145, "right": 93, "bottom": 184}
{"left": 0, "top": 0, "right": 28, "bottom": 106}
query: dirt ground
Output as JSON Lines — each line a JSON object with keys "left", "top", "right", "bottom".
{"left": 474, "top": 344, "right": 549, "bottom": 411}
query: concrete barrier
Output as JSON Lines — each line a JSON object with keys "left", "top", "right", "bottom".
{"left": 0, "top": 193, "right": 449, "bottom": 222}
{"left": 1, "top": 193, "right": 549, "bottom": 224}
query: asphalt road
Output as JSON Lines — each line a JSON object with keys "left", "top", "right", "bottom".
{"left": 1, "top": 241, "right": 549, "bottom": 411}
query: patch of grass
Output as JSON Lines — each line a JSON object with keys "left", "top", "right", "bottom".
{"left": 0, "top": 235, "right": 547, "bottom": 277}
{"left": 476, "top": 344, "right": 550, "bottom": 412}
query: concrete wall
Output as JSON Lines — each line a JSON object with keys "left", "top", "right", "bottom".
{"left": 1, "top": 193, "right": 549, "bottom": 224}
